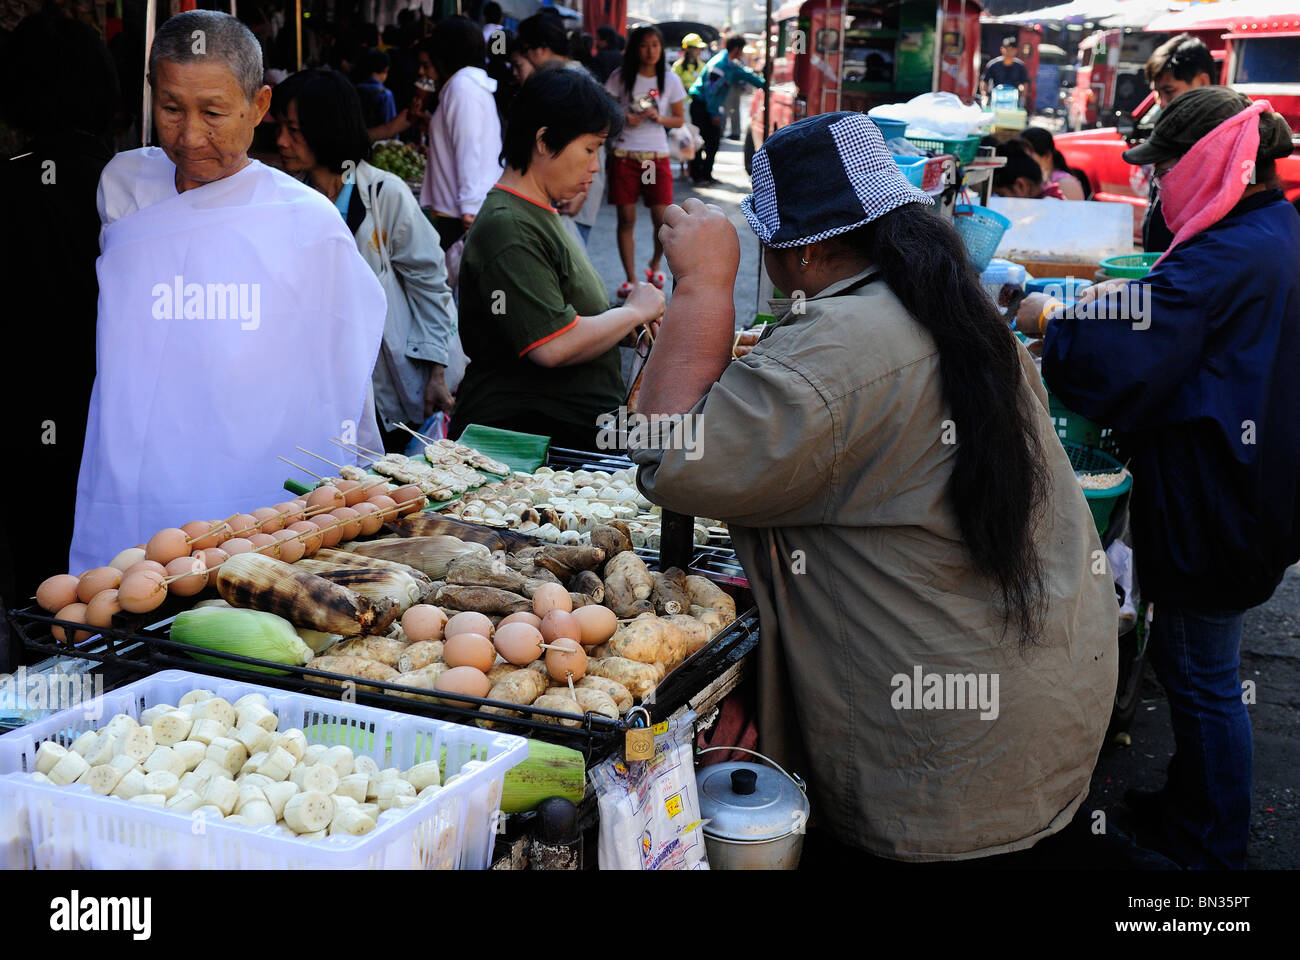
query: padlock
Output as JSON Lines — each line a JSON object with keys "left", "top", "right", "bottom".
{"left": 623, "top": 707, "right": 654, "bottom": 762}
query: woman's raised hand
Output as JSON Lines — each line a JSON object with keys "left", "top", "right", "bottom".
{"left": 625, "top": 281, "right": 666, "bottom": 325}
{"left": 659, "top": 198, "right": 739, "bottom": 292}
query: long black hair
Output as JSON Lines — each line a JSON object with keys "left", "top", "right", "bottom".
{"left": 617, "top": 25, "right": 666, "bottom": 98}
{"left": 1021, "top": 127, "right": 1093, "bottom": 198}
{"left": 832, "top": 206, "right": 1049, "bottom": 647}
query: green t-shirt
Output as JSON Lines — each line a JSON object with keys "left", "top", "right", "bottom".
{"left": 451, "top": 186, "right": 623, "bottom": 440}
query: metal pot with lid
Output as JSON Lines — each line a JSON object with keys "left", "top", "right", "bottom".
{"left": 696, "top": 747, "right": 809, "bottom": 870}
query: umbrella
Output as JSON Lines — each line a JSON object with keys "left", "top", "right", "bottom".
{"left": 650, "top": 21, "right": 723, "bottom": 49}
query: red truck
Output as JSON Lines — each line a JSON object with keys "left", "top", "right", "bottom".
{"left": 1056, "top": 11, "right": 1300, "bottom": 237}
{"left": 745, "top": 0, "right": 983, "bottom": 171}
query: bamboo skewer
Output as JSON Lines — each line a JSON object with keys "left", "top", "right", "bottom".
{"left": 297, "top": 446, "right": 344, "bottom": 469}
{"left": 278, "top": 456, "right": 325, "bottom": 481}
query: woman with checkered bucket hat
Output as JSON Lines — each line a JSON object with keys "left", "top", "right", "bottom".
{"left": 630, "top": 112, "right": 1121, "bottom": 864}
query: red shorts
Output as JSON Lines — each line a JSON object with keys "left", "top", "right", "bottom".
{"left": 608, "top": 154, "right": 674, "bottom": 207}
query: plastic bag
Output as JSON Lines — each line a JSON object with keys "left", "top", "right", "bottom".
{"left": 668, "top": 124, "right": 698, "bottom": 162}
{"left": 1106, "top": 539, "right": 1138, "bottom": 631}
{"left": 402, "top": 413, "right": 448, "bottom": 456}
{"left": 869, "top": 92, "right": 991, "bottom": 140}
{"left": 591, "top": 711, "right": 709, "bottom": 870}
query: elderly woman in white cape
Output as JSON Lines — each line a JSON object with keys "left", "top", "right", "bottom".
{"left": 70, "top": 11, "right": 387, "bottom": 571}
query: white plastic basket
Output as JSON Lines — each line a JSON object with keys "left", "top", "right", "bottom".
{"left": 0, "top": 670, "right": 527, "bottom": 870}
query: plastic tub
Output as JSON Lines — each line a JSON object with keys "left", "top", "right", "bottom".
{"left": 892, "top": 154, "right": 946, "bottom": 191}
{"left": 0, "top": 669, "right": 527, "bottom": 870}
{"left": 1048, "top": 386, "right": 1115, "bottom": 453}
{"left": 953, "top": 204, "right": 1012, "bottom": 272}
{"left": 871, "top": 116, "right": 908, "bottom": 141}
{"left": 1099, "top": 252, "right": 1160, "bottom": 279}
{"left": 1027, "top": 276, "right": 1093, "bottom": 300}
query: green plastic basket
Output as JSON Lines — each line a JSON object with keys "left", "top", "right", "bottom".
{"left": 1099, "top": 252, "right": 1160, "bottom": 279}
{"left": 1047, "top": 386, "right": 1115, "bottom": 453}
{"left": 1062, "top": 440, "right": 1131, "bottom": 539}
{"left": 904, "top": 133, "right": 981, "bottom": 164}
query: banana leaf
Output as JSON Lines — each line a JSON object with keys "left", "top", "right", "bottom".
{"left": 455, "top": 424, "right": 551, "bottom": 474}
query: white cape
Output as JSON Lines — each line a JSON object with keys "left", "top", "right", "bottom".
{"left": 70, "top": 149, "right": 387, "bottom": 570}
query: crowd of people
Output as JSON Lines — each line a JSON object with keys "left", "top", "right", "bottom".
{"left": 1, "top": 5, "right": 1297, "bottom": 877}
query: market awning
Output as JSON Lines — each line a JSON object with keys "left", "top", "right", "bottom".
{"left": 1145, "top": 0, "right": 1300, "bottom": 32}
{"left": 986, "top": 0, "right": 1182, "bottom": 26}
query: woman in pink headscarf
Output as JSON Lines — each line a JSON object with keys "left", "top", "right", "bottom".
{"left": 1021, "top": 87, "right": 1300, "bottom": 869}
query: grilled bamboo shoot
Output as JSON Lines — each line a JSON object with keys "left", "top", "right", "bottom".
{"left": 217, "top": 553, "right": 397, "bottom": 636}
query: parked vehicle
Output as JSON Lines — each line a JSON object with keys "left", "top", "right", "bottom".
{"left": 746, "top": 0, "right": 983, "bottom": 172}
{"left": 1057, "top": 14, "right": 1300, "bottom": 238}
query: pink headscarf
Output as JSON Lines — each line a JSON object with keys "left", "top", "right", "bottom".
{"left": 1155, "top": 99, "right": 1270, "bottom": 266}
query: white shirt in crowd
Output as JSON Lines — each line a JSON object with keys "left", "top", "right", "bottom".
{"left": 421, "top": 66, "right": 503, "bottom": 218}
{"left": 604, "top": 69, "right": 686, "bottom": 155}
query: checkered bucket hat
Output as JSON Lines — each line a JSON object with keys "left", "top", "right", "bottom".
{"left": 741, "top": 112, "right": 933, "bottom": 248}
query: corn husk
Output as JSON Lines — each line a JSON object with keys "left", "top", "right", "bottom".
{"left": 217, "top": 553, "right": 398, "bottom": 636}
{"left": 170, "top": 607, "right": 313, "bottom": 675}
{"left": 345, "top": 536, "right": 489, "bottom": 579}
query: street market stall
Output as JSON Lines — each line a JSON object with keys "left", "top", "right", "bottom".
{"left": 3, "top": 427, "right": 759, "bottom": 869}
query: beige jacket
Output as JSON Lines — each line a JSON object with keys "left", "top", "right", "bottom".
{"left": 633, "top": 268, "right": 1118, "bottom": 861}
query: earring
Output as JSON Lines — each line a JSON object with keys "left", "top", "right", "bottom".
{"left": 799, "top": 256, "right": 810, "bottom": 267}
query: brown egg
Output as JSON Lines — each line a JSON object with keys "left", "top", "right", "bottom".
{"left": 76, "top": 566, "right": 123, "bottom": 604}
{"left": 165, "top": 556, "right": 208, "bottom": 597}
{"left": 390, "top": 485, "right": 427, "bottom": 516}
{"left": 123, "top": 559, "right": 168, "bottom": 579}
{"left": 314, "top": 515, "right": 344, "bottom": 548}
{"left": 36, "top": 574, "right": 81, "bottom": 613}
{"left": 248, "top": 506, "right": 281, "bottom": 533}
{"left": 351, "top": 501, "right": 385, "bottom": 536}
{"left": 531, "top": 582, "right": 572, "bottom": 618}
{"left": 52, "top": 602, "right": 92, "bottom": 644}
{"left": 208, "top": 521, "right": 232, "bottom": 546}
{"left": 367, "top": 494, "right": 399, "bottom": 521}
{"left": 145, "top": 528, "right": 191, "bottom": 565}
{"left": 545, "top": 638, "right": 588, "bottom": 682}
{"left": 229, "top": 513, "right": 261, "bottom": 538}
{"left": 434, "top": 665, "right": 491, "bottom": 700}
{"left": 119, "top": 569, "right": 167, "bottom": 614}
{"left": 220, "top": 537, "right": 255, "bottom": 556}
{"left": 540, "top": 609, "right": 581, "bottom": 645}
{"left": 183, "top": 520, "right": 224, "bottom": 551}
{"left": 85, "top": 589, "right": 123, "bottom": 628}
{"left": 181, "top": 519, "right": 213, "bottom": 545}
{"left": 248, "top": 533, "right": 278, "bottom": 551}
{"left": 498, "top": 611, "right": 542, "bottom": 631}
{"left": 271, "top": 529, "right": 306, "bottom": 563}
{"left": 358, "top": 478, "right": 392, "bottom": 499}
{"left": 328, "top": 506, "right": 363, "bottom": 542}
{"left": 402, "top": 604, "right": 448, "bottom": 643}
{"left": 445, "top": 611, "right": 493, "bottom": 641}
{"left": 195, "top": 548, "right": 230, "bottom": 588}
{"left": 108, "top": 547, "right": 147, "bottom": 572}
{"left": 306, "top": 485, "right": 346, "bottom": 511}
{"left": 443, "top": 632, "right": 495, "bottom": 672}
{"left": 285, "top": 522, "right": 323, "bottom": 555}
{"left": 493, "top": 621, "right": 544, "bottom": 665}
{"left": 336, "top": 479, "right": 367, "bottom": 506}
{"left": 572, "top": 604, "right": 618, "bottom": 646}
{"left": 274, "top": 501, "right": 306, "bottom": 525}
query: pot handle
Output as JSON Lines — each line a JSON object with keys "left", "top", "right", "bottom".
{"left": 696, "top": 746, "right": 806, "bottom": 793}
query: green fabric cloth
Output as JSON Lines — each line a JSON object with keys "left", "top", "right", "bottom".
{"left": 450, "top": 186, "right": 623, "bottom": 441}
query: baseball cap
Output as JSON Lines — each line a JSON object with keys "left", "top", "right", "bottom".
{"left": 681, "top": 33, "right": 706, "bottom": 49}
{"left": 741, "top": 112, "right": 932, "bottom": 248}
{"left": 1123, "top": 86, "right": 1294, "bottom": 166}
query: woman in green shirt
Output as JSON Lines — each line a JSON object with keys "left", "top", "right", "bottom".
{"left": 450, "top": 66, "right": 665, "bottom": 449}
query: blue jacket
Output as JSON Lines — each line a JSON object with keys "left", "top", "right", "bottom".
{"left": 688, "top": 50, "right": 765, "bottom": 119}
{"left": 1043, "top": 190, "right": 1300, "bottom": 610}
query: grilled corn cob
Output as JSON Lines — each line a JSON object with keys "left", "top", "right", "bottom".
{"left": 217, "top": 552, "right": 398, "bottom": 636}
